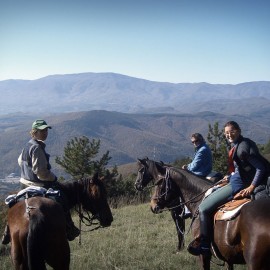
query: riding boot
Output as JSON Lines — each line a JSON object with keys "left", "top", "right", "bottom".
{"left": 65, "top": 210, "right": 80, "bottom": 241}
{"left": 1, "top": 224, "right": 10, "bottom": 245}
{"left": 188, "top": 212, "right": 211, "bottom": 256}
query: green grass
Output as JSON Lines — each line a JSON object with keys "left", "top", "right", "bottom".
{"left": 1, "top": 204, "right": 246, "bottom": 269}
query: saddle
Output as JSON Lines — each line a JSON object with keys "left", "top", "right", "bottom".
{"left": 214, "top": 198, "right": 251, "bottom": 221}
{"left": 5, "top": 186, "right": 60, "bottom": 208}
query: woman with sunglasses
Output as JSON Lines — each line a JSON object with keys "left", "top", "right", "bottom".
{"left": 189, "top": 121, "right": 270, "bottom": 256}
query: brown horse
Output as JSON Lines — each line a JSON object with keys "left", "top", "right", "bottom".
{"left": 7, "top": 174, "right": 113, "bottom": 270}
{"left": 149, "top": 164, "right": 270, "bottom": 270}
{"left": 135, "top": 157, "right": 186, "bottom": 251}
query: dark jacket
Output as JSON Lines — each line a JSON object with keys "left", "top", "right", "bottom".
{"left": 233, "top": 135, "right": 270, "bottom": 187}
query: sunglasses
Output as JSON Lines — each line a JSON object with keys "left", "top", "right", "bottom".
{"left": 224, "top": 130, "right": 238, "bottom": 136}
{"left": 191, "top": 139, "right": 198, "bottom": 144}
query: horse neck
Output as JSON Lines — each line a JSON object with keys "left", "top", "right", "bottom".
{"left": 150, "top": 161, "right": 166, "bottom": 181}
{"left": 59, "top": 181, "right": 82, "bottom": 209}
{"left": 169, "top": 168, "right": 211, "bottom": 214}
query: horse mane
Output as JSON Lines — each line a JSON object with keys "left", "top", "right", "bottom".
{"left": 167, "top": 167, "right": 213, "bottom": 199}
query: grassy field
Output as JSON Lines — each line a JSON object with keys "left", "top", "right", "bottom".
{"left": 1, "top": 203, "right": 246, "bottom": 270}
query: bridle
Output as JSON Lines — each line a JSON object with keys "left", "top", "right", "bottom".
{"left": 75, "top": 178, "right": 103, "bottom": 244}
{"left": 135, "top": 160, "right": 167, "bottom": 191}
{"left": 151, "top": 168, "right": 184, "bottom": 212}
{"left": 152, "top": 167, "right": 211, "bottom": 213}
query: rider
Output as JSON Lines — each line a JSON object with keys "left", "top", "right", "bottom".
{"left": 182, "top": 133, "right": 213, "bottom": 218}
{"left": 189, "top": 121, "right": 270, "bottom": 256}
{"left": 182, "top": 133, "right": 212, "bottom": 178}
{"left": 1, "top": 119, "right": 80, "bottom": 245}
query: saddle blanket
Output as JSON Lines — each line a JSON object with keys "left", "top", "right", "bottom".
{"left": 214, "top": 198, "right": 251, "bottom": 221}
{"left": 5, "top": 186, "right": 60, "bottom": 208}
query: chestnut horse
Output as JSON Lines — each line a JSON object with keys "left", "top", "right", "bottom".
{"left": 135, "top": 158, "right": 185, "bottom": 251}
{"left": 148, "top": 164, "right": 270, "bottom": 270}
{"left": 7, "top": 174, "right": 113, "bottom": 270}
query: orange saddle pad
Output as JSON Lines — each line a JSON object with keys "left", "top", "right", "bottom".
{"left": 214, "top": 198, "right": 251, "bottom": 221}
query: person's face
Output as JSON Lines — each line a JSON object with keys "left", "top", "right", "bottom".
{"left": 224, "top": 125, "right": 240, "bottom": 143}
{"left": 191, "top": 137, "right": 200, "bottom": 147}
{"left": 35, "top": 128, "right": 49, "bottom": 141}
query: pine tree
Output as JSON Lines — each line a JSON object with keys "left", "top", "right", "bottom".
{"left": 207, "top": 122, "right": 228, "bottom": 175}
{"left": 55, "top": 136, "right": 112, "bottom": 180}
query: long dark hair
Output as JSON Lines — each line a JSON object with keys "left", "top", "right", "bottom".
{"left": 224, "top": 121, "right": 241, "bottom": 131}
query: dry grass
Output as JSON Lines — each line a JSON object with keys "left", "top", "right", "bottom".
{"left": 1, "top": 204, "right": 246, "bottom": 270}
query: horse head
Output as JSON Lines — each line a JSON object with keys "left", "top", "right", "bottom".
{"left": 150, "top": 171, "right": 182, "bottom": 214}
{"left": 134, "top": 157, "right": 166, "bottom": 191}
{"left": 80, "top": 172, "right": 113, "bottom": 227}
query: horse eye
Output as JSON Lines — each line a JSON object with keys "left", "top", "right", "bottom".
{"left": 139, "top": 168, "right": 144, "bottom": 173}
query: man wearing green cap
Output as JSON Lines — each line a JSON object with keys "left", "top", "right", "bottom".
{"left": 18, "top": 119, "right": 57, "bottom": 187}
{"left": 1, "top": 119, "right": 80, "bottom": 244}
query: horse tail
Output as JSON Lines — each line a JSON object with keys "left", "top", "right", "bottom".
{"left": 27, "top": 214, "right": 46, "bottom": 270}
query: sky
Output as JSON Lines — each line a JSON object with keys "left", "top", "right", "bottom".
{"left": 0, "top": 0, "right": 269, "bottom": 84}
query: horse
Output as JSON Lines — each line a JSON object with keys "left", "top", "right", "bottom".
{"left": 149, "top": 164, "right": 270, "bottom": 270}
{"left": 134, "top": 157, "right": 186, "bottom": 251}
{"left": 7, "top": 173, "right": 113, "bottom": 270}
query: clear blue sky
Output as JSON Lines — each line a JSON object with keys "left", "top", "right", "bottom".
{"left": 0, "top": 0, "right": 269, "bottom": 84}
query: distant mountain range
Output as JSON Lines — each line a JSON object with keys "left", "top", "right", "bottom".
{"left": 0, "top": 72, "right": 270, "bottom": 115}
{"left": 0, "top": 109, "right": 270, "bottom": 178}
{"left": 0, "top": 72, "right": 269, "bottom": 178}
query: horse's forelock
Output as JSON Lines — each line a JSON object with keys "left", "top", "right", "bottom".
{"left": 84, "top": 177, "right": 102, "bottom": 199}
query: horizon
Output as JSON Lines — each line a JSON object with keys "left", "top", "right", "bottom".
{"left": 0, "top": 71, "right": 270, "bottom": 85}
{"left": 1, "top": 0, "right": 270, "bottom": 84}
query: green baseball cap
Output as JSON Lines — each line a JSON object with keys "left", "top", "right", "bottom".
{"left": 32, "top": 119, "right": 52, "bottom": 130}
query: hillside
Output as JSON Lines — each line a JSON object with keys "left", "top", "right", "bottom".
{"left": 0, "top": 72, "right": 269, "bottom": 115}
{"left": 0, "top": 110, "right": 269, "bottom": 178}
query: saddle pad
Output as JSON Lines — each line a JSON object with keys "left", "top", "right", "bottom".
{"left": 5, "top": 186, "right": 60, "bottom": 207}
{"left": 214, "top": 198, "right": 251, "bottom": 221}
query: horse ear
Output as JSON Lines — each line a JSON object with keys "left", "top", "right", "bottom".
{"left": 92, "top": 172, "right": 99, "bottom": 183}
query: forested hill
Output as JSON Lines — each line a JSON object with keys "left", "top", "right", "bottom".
{"left": 0, "top": 110, "right": 269, "bottom": 178}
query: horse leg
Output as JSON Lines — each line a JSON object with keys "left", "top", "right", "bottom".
{"left": 225, "top": 262, "right": 234, "bottom": 270}
{"left": 170, "top": 209, "right": 185, "bottom": 252}
{"left": 10, "top": 233, "right": 28, "bottom": 270}
{"left": 197, "top": 254, "right": 211, "bottom": 270}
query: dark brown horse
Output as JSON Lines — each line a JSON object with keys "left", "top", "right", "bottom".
{"left": 135, "top": 157, "right": 186, "bottom": 251}
{"left": 149, "top": 164, "right": 270, "bottom": 270}
{"left": 7, "top": 174, "right": 113, "bottom": 270}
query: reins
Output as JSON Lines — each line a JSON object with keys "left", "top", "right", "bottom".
{"left": 152, "top": 167, "right": 213, "bottom": 212}
{"left": 75, "top": 178, "right": 102, "bottom": 244}
{"left": 151, "top": 167, "right": 220, "bottom": 235}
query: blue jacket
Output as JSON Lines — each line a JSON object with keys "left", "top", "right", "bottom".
{"left": 187, "top": 142, "right": 212, "bottom": 177}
